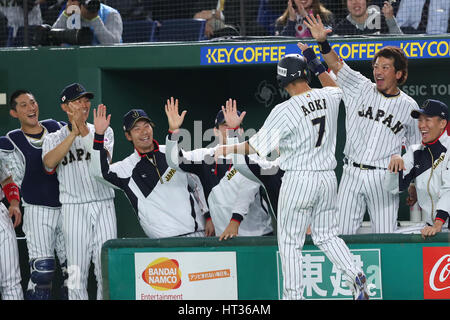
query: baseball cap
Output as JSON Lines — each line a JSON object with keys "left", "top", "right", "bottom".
{"left": 60, "top": 83, "right": 94, "bottom": 103}
{"left": 123, "top": 109, "right": 154, "bottom": 132}
{"left": 411, "top": 99, "right": 449, "bottom": 120}
{"left": 215, "top": 109, "right": 241, "bottom": 127}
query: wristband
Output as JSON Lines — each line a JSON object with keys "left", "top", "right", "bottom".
{"left": 318, "top": 40, "right": 332, "bottom": 55}
{"left": 231, "top": 213, "right": 243, "bottom": 224}
{"left": 308, "top": 58, "right": 327, "bottom": 76}
{"left": 93, "top": 133, "right": 105, "bottom": 150}
{"left": 302, "top": 47, "right": 317, "bottom": 62}
{"left": 3, "top": 182, "right": 20, "bottom": 203}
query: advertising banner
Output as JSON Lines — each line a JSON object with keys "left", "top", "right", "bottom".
{"left": 201, "top": 39, "right": 450, "bottom": 65}
{"left": 135, "top": 252, "right": 238, "bottom": 300}
{"left": 423, "top": 247, "right": 450, "bottom": 299}
{"left": 277, "top": 249, "right": 383, "bottom": 299}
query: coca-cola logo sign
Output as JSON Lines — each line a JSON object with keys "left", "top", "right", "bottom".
{"left": 423, "top": 247, "right": 450, "bottom": 299}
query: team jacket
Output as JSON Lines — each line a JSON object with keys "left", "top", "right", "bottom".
{"left": 0, "top": 119, "right": 64, "bottom": 207}
{"left": 232, "top": 154, "right": 284, "bottom": 218}
{"left": 165, "top": 132, "right": 273, "bottom": 236}
{"left": 383, "top": 132, "right": 450, "bottom": 228}
{"left": 89, "top": 134, "right": 207, "bottom": 238}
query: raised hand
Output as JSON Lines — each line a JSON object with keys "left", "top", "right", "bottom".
{"left": 164, "top": 97, "right": 187, "bottom": 132}
{"left": 93, "top": 104, "right": 111, "bottom": 135}
{"left": 65, "top": 102, "right": 80, "bottom": 136}
{"left": 293, "top": 0, "right": 308, "bottom": 18}
{"left": 297, "top": 42, "right": 310, "bottom": 54}
{"left": 382, "top": 1, "right": 394, "bottom": 19}
{"left": 304, "top": 14, "right": 332, "bottom": 42}
{"left": 221, "top": 98, "right": 246, "bottom": 129}
{"left": 287, "top": 0, "right": 296, "bottom": 21}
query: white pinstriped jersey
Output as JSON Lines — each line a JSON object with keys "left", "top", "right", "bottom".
{"left": 249, "top": 87, "right": 342, "bottom": 171}
{"left": 0, "top": 162, "right": 10, "bottom": 200}
{"left": 337, "top": 62, "right": 422, "bottom": 167}
{"left": 42, "top": 123, "right": 115, "bottom": 204}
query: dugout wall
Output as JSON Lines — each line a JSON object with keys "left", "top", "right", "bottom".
{"left": 0, "top": 35, "right": 449, "bottom": 298}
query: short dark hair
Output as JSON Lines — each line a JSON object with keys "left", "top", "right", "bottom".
{"left": 372, "top": 46, "right": 408, "bottom": 85}
{"left": 9, "top": 89, "right": 33, "bottom": 110}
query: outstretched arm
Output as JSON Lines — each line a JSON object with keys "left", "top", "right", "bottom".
{"left": 303, "top": 14, "right": 343, "bottom": 75}
{"left": 297, "top": 42, "right": 337, "bottom": 87}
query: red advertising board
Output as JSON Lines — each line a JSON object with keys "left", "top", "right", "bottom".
{"left": 423, "top": 247, "right": 450, "bottom": 299}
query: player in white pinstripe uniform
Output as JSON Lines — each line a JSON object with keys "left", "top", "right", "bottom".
{"left": 304, "top": 14, "right": 422, "bottom": 234}
{"left": 0, "top": 89, "right": 68, "bottom": 300}
{"left": 0, "top": 166, "right": 23, "bottom": 300}
{"left": 42, "top": 83, "right": 116, "bottom": 300}
{"left": 215, "top": 44, "right": 369, "bottom": 300}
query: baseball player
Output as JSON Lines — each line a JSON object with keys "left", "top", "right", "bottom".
{"left": 0, "top": 89, "right": 68, "bottom": 300}
{"left": 215, "top": 47, "right": 369, "bottom": 300}
{"left": 304, "top": 14, "right": 422, "bottom": 234}
{"left": 42, "top": 83, "right": 117, "bottom": 300}
{"left": 165, "top": 98, "right": 274, "bottom": 241}
{"left": 0, "top": 168, "right": 23, "bottom": 300}
{"left": 88, "top": 105, "right": 208, "bottom": 239}
{"left": 383, "top": 99, "right": 449, "bottom": 238}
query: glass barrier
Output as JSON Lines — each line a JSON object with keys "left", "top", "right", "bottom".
{"left": 0, "top": 0, "right": 448, "bottom": 47}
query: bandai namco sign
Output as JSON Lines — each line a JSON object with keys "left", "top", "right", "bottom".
{"left": 141, "top": 257, "right": 182, "bottom": 291}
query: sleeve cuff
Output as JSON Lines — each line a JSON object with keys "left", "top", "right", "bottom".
{"left": 167, "top": 130, "right": 181, "bottom": 141}
{"left": 436, "top": 209, "right": 449, "bottom": 223}
{"left": 93, "top": 133, "right": 105, "bottom": 150}
{"left": 231, "top": 213, "right": 243, "bottom": 224}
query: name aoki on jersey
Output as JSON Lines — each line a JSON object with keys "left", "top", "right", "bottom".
{"left": 300, "top": 98, "right": 327, "bottom": 117}
{"left": 357, "top": 106, "right": 404, "bottom": 134}
{"left": 61, "top": 148, "right": 90, "bottom": 165}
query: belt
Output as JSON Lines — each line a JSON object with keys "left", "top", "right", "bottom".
{"left": 343, "top": 158, "right": 386, "bottom": 170}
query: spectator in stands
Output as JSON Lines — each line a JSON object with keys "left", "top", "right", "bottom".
{"left": 275, "top": 0, "right": 333, "bottom": 37}
{"left": 396, "top": 0, "right": 449, "bottom": 35}
{"left": 0, "top": 0, "right": 43, "bottom": 45}
{"left": 193, "top": 1, "right": 239, "bottom": 39}
{"left": 52, "top": 0, "right": 122, "bottom": 45}
{"left": 333, "top": 0, "right": 403, "bottom": 35}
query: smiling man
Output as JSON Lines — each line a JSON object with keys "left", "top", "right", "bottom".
{"left": 87, "top": 105, "right": 209, "bottom": 240}
{"left": 383, "top": 99, "right": 450, "bottom": 238}
{"left": 304, "top": 14, "right": 421, "bottom": 234}
{"left": 42, "top": 83, "right": 117, "bottom": 300}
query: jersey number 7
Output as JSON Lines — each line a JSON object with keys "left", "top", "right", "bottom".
{"left": 311, "top": 116, "right": 326, "bottom": 147}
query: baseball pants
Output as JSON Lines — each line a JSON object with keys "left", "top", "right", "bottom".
{"left": 0, "top": 203, "right": 23, "bottom": 300}
{"left": 277, "top": 171, "right": 361, "bottom": 300}
{"left": 62, "top": 199, "right": 117, "bottom": 300}
{"left": 337, "top": 165, "right": 399, "bottom": 234}
{"left": 22, "top": 205, "right": 66, "bottom": 261}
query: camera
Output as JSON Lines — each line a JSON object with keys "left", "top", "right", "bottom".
{"left": 80, "top": 0, "right": 101, "bottom": 13}
{"left": 32, "top": 24, "right": 94, "bottom": 46}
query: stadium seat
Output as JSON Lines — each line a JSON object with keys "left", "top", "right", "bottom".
{"left": 122, "top": 19, "right": 157, "bottom": 43}
{"left": 156, "top": 18, "right": 206, "bottom": 42}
